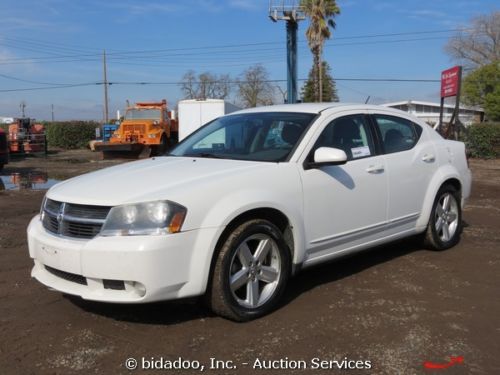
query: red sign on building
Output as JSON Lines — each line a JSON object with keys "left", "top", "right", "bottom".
{"left": 441, "top": 66, "right": 461, "bottom": 98}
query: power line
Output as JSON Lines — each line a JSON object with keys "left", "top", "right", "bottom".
{"left": 0, "top": 28, "right": 473, "bottom": 65}
{"left": 0, "top": 36, "right": 449, "bottom": 66}
{"left": 331, "top": 28, "right": 472, "bottom": 40}
{"left": 0, "top": 83, "right": 100, "bottom": 93}
{"left": 0, "top": 77, "right": 441, "bottom": 93}
{"left": 0, "top": 72, "right": 68, "bottom": 85}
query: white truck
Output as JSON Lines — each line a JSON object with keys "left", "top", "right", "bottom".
{"left": 177, "top": 99, "right": 240, "bottom": 141}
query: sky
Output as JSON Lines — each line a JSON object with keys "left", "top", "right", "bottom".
{"left": 0, "top": 0, "right": 498, "bottom": 121}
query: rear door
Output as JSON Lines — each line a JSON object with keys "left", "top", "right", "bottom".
{"left": 370, "top": 112, "right": 438, "bottom": 233}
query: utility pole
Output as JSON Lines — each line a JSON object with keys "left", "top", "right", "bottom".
{"left": 275, "top": 85, "right": 287, "bottom": 104}
{"left": 103, "top": 50, "right": 109, "bottom": 123}
{"left": 269, "top": 1, "right": 304, "bottom": 104}
{"left": 51, "top": 104, "right": 55, "bottom": 122}
{"left": 20, "top": 101, "right": 26, "bottom": 117}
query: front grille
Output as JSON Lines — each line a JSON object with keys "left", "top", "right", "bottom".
{"left": 65, "top": 204, "right": 110, "bottom": 220}
{"left": 42, "top": 198, "right": 111, "bottom": 239}
{"left": 44, "top": 199, "right": 62, "bottom": 214}
{"left": 45, "top": 265, "right": 87, "bottom": 285}
{"left": 66, "top": 222, "right": 103, "bottom": 238}
{"left": 123, "top": 124, "right": 146, "bottom": 134}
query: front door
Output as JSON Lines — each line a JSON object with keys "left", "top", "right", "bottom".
{"left": 300, "top": 113, "right": 388, "bottom": 264}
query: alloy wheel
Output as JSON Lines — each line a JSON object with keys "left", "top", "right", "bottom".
{"left": 434, "top": 192, "right": 459, "bottom": 242}
{"left": 229, "top": 234, "right": 281, "bottom": 308}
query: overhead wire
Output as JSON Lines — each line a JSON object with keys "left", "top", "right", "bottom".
{"left": 0, "top": 27, "right": 464, "bottom": 93}
{"left": 0, "top": 27, "right": 473, "bottom": 65}
{"left": 0, "top": 77, "right": 441, "bottom": 93}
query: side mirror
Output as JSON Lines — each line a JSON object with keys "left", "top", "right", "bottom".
{"left": 306, "top": 147, "right": 347, "bottom": 169}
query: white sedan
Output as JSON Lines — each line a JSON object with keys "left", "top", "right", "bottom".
{"left": 27, "top": 103, "right": 471, "bottom": 321}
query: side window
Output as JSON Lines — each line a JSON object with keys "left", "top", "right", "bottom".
{"left": 313, "top": 115, "right": 375, "bottom": 160}
{"left": 373, "top": 115, "right": 419, "bottom": 154}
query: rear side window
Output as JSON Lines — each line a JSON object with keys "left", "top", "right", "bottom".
{"left": 373, "top": 115, "right": 421, "bottom": 154}
{"left": 312, "top": 114, "right": 375, "bottom": 161}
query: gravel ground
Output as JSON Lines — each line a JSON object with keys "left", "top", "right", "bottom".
{"left": 0, "top": 151, "right": 499, "bottom": 374}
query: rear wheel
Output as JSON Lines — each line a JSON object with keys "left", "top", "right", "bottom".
{"left": 208, "top": 219, "right": 291, "bottom": 321}
{"left": 424, "top": 185, "right": 462, "bottom": 250}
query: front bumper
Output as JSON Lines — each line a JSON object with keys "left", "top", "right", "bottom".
{"left": 27, "top": 215, "right": 220, "bottom": 303}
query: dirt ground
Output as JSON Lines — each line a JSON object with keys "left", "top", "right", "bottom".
{"left": 0, "top": 151, "right": 499, "bottom": 375}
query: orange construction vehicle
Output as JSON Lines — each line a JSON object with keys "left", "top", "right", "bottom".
{"left": 7, "top": 118, "right": 47, "bottom": 155}
{"left": 95, "top": 100, "right": 178, "bottom": 158}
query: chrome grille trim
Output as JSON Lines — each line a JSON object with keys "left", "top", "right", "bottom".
{"left": 42, "top": 198, "right": 111, "bottom": 239}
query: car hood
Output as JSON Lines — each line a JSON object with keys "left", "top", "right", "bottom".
{"left": 47, "top": 156, "right": 267, "bottom": 206}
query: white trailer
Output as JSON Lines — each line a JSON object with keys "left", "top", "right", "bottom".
{"left": 177, "top": 99, "right": 240, "bottom": 141}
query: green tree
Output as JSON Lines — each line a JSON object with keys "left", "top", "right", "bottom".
{"left": 301, "top": 61, "right": 338, "bottom": 102}
{"left": 462, "top": 62, "right": 500, "bottom": 121}
{"left": 301, "top": 0, "right": 340, "bottom": 102}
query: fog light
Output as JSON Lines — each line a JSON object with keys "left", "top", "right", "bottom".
{"left": 133, "top": 282, "right": 146, "bottom": 297}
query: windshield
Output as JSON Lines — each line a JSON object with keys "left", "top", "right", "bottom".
{"left": 125, "top": 109, "right": 161, "bottom": 120}
{"left": 170, "top": 112, "right": 316, "bottom": 162}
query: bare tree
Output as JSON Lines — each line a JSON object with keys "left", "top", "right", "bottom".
{"left": 237, "top": 65, "right": 275, "bottom": 108}
{"left": 179, "top": 71, "right": 231, "bottom": 100}
{"left": 180, "top": 70, "right": 198, "bottom": 99}
{"left": 213, "top": 74, "right": 231, "bottom": 99}
{"left": 445, "top": 11, "right": 500, "bottom": 68}
{"left": 197, "top": 72, "right": 213, "bottom": 100}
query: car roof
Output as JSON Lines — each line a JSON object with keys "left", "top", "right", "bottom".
{"left": 232, "top": 103, "right": 407, "bottom": 115}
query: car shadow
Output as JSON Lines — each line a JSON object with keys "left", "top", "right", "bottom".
{"left": 65, "top": 237, "right": 424, "bottom": 325}
{"left": 65, "top": 294, "right": 212, "bottom": 325}
{"left": 282, "top": 237, "right": 423, "bottom": 306}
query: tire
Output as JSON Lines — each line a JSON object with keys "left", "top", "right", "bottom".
{"left": 423, "top": 184, "right": 462, "bottom": 250}
{"left": 149, "top": 145, "right": 158, "bottom": 157}
{"left": 169, "top": 132, "right": 179, "bottom": 147}
{"left": 208, "top": 219, "right": 291, "bottom": 321}
{"left": 158, "top": 134, "right": 168, "bottom": 155}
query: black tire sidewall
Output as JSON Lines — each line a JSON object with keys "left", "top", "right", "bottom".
{"left": 218, "top": 220, "right": 291, "bottom": 320}
{"left": 159, "top": 135, "right": 167, "bottom": 154}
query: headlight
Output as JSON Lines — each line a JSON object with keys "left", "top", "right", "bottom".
{"left": 100, "top": 200, "right": 186, "bottom": 236}
{"left": 148, "top": 133, "right": 157, "bottom": 138}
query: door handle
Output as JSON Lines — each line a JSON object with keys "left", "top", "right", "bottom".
{"left": 366, "top": 165, "right": 384, "bottom": 174}
{"left": 422, "top": 154, "right": 435, "bottom": 163}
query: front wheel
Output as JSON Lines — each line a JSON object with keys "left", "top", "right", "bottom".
{"left": 158, "top": 134, "right": 168, "bottom": 155}
{"left": 424, "top": 185, "right": 462, "bottom": 250}
{"left": 208, "top": 219, "right": 291, "bottom": 321}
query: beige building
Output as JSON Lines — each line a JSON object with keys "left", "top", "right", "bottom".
{"left": 382, "top": 100, "right": 484, "bottom": 126}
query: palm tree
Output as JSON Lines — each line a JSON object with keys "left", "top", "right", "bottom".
{"left": 301, "top": 0, "right": 340, "bottom": 102}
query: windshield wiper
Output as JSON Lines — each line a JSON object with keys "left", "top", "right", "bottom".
{"left": 185, "top": 153, "right": 223, "bottom": 159}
